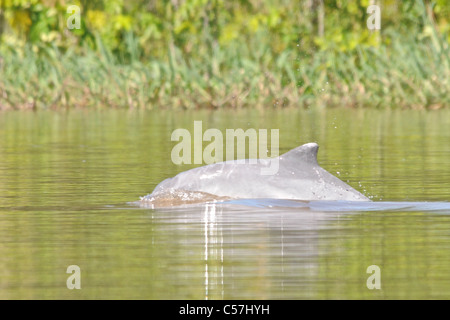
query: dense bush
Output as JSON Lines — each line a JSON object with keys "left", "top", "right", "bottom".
{"left": 0, "top": 0, "right": 449, "bottom": 109}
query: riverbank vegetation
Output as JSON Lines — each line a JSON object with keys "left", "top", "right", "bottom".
{"left": 0, "top": 0, "right": 449, "bottom": 110}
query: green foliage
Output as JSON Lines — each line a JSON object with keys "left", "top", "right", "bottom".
{"left": 1, "top": 0, "right": 447, "bottom": 58}
{"left": 0, "top": 0, "right": 449, "bottom": 109}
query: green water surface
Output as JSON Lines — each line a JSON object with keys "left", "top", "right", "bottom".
{"left": 0, "top": 109, "right": 449, "bottom": 299}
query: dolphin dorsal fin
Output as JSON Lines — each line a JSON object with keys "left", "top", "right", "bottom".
{"left": 282, "top": 142, "right": 319, "bottom": 165}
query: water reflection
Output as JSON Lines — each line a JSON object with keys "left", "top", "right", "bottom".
{"left": 203, "top": 203, "right": 224, "bottom": 299}
{"left": 150, "top": 199, "right": 450, "bottom": 299}
{"left": 152, "top": 202, "right": 345, "bottom": 299}
{"left": 0, "top": 109, "right": 449, "bottom": 299}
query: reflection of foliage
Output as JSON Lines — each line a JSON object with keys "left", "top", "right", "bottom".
{"left": 0, "top": 108, "right": 448, "bottom": 299}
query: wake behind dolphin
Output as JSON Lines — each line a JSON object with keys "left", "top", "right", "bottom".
{"left": 141, "top": 143, "right": 369, "bottom": 207}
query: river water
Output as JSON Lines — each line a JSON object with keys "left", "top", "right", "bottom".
{"left": 0, "top": 109, "right": 449, "bottom": 299}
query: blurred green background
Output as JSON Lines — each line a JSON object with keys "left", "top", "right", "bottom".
{"left": 0, "top": 0, "right": 449, "bottom": 110}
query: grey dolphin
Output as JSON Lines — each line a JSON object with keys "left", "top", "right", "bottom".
{"left": 142, "top": 142, "right": 369, "bottom": 204}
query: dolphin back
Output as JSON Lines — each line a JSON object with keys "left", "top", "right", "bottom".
{"left": 142, "top": 142, "right": 370, "bottom": 206}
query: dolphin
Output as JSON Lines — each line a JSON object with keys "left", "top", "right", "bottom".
{"left": 141, "top": 142, "right": 369, "bottom": 205}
